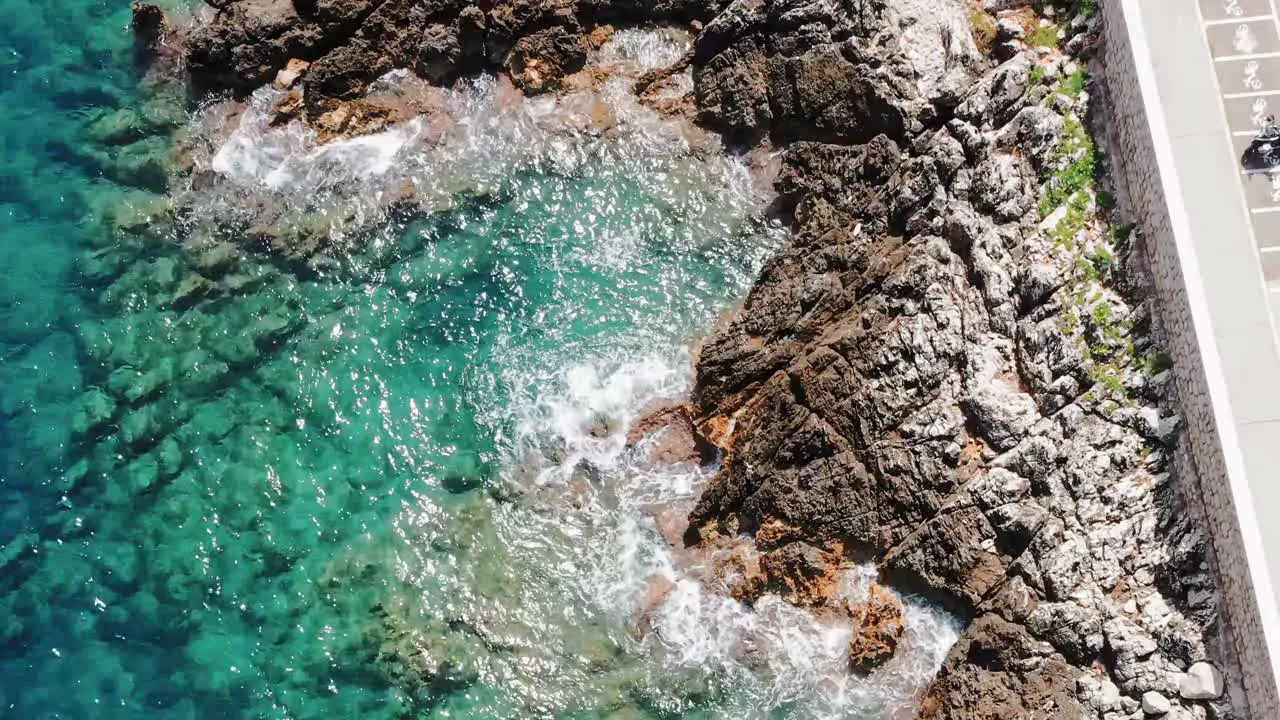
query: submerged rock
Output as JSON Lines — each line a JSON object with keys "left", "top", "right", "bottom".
{"left": 130, "top": 1, "right": 167, "bottom": 65}
{"left": 625, "top": 401, "right": 716, "bottom": 468}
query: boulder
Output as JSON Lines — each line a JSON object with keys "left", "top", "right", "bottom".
{"left": 273, "top": 58, "right": 310, "bottom": 89}
{"left": 1142, "top": 690, "right": 1172, "bottom": 716}
{"left": 758, "top": 541, "right": 842, "bottom": 608}
{"left": 847, "top": 584, "right": 905, "bottom": 674}
{"left": 625, "top": 402, "right": 716, "bottom": 467}
{"left": 130, "top": 1, "right": 167, "bottom": 64}
{"left": 503, "top": 25, "right": 587, "bottom": 93}
{"left": 1178, "top": 662, "right": 1223, "bottom": 700}
{"left": 919, "top": 614, "right": 1085, "bottom": 719}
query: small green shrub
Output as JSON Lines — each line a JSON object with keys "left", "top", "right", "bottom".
{"left": 1110, "top": 224, "right": 1135, "bottom": 251}
{"left": 1028, "top": 24, "right": 1060, "bottom": 49}
{"left": 1062, "top": 70, "right": 1087, "bottom": 98}
{"left": 1040, "top": 115, "right": 1097, "bottom": 217}
{"left": 1030, "top": 64, "right": 1047, "bottom": 87}
{"left": 969, "top": 9, "right": 998, "bottom": 56}
{"left": 1142, "top": 352, "right": 1173, "bottom": 377}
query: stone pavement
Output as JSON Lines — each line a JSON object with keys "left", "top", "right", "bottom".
{"left": 1122, "top": 0, "right": 1280, "bottom": 710}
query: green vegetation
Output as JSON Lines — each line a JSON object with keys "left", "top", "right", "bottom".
{"left": 1109, "top": 223, "right": 1134, "bottom": 251}
{"left": 968, "top": 7, "right": 998, "bottom": 56}
{"left": 1038, "top": 69, "right": 1159, "bottom": 409}
{"left": 1039, "top": 113, "right": 1098, "bottom": 218}
{"left": 1142, "top": 351, "right": 1173, "bottom": 377}
{"left": 1035, "top": 0, "right": 1098, "bottom": 18}
{"left": 1087, "top": 363, "right": 1128, "bottom": 397}
{"left": 1062, "top": 70, "right": 1087, "bottom": 98}
{"left": 1028, "top": 23, "right": 1060, "bottom": 49}
{"left": 1030, "top": 63, "right": 1048, "bottom": 87}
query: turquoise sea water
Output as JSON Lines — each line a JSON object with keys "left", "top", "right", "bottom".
{"left": 0, "top": 5, "right": 958, "bottom": 718}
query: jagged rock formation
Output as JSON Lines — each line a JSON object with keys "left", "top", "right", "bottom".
{"left": 167, "top": 0, "right": 1234, "bottom": 717}
{"left": 848, "top": 583, "right": 906, "bottom": 674}
{"left": 684, "top": 2, "right": 1228, "bottom": 719}
{"left": 184, "top": 0, "right": 728, "bottom": 113}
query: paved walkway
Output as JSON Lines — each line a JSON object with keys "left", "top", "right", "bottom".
{"left": 1134, "top": 0, "right": 1280, "bottom": 694}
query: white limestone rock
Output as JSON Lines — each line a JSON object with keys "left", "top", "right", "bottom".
{"left": 1141, "top": 691, "right": 1171, "bottom": 716}
{"left": 1178, "top": 662, "right": 1223, "bottom": 700}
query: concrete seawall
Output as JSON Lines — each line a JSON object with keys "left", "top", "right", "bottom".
{"left": 1101, "top": 0, "right": 1280, "bottom": 714}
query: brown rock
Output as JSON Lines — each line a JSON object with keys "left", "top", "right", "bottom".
{"left": 625, "top": 402, "right": 716, "bottom": 467}
{"left": 919, "top": 614, "right": 1085, "bottom": 719}
{"left": 630, "top": 573, "right": 676, "bottom": 635}
{"left": 503, "top": 25, "right": 587, "bottom": 93}
{"left": 847, "top": 585, "right": 905, "bottom": 675}
{"left": 268, "top": 90, "right": 305, "bottom": 126}
{"left": 130, "top": 1, "right": 167, "bottom": 65}
{"left": 758, "top": 541, "right": 842, "bottom": 609}
{"left": 712, "top": 541, "right": 766, "bottom": 604}
{"left": 650, "top": 505, "right": 690, "bottom": 548}
{"left": 310, "top": 100, "right": 397, "bottom": 142}
{"left": 754, "top": 518, "right": 799, "bottom": 550}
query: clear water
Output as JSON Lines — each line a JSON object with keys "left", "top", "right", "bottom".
{"left": 0, "top": 5, "right": 958, "bottom": 719}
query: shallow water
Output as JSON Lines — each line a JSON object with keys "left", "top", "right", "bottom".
{"left": 0, "top": 7, "right": 957, "bottom": 719}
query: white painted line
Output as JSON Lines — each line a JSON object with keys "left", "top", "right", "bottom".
{"left": 1205, "top": 15, "right": 1277, "bottom": 25}
{"left": 1253, "top": 206, "right": 1280, "bottom": 213}
{"left": 1235, "top": 130, "right": 1269, "bottom": 136}
{"left": 1226, "top": 89, "right": 1280, "bottom": 98}
{"left": 1260, "top": 244, "right": 1280, "bottom": 250}
{"left": 1215, "top": 51, "right": 1280, "bottom": 61}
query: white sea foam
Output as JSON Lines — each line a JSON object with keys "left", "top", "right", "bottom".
{"left": 180, "top": 26, "right": 961, "bottom": 717}
{"left": 187, "top": 28, "right": 735, "bottom": 244}
{"left": 492, "top": 353, "right": 962, "bottom": 719}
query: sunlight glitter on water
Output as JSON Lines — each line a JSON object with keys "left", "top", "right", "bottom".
{"left": 0, "top": 24, "right": 963, "bottom": 720}
{"left": 179, "top": 28, "right": 963, "bottom": 718}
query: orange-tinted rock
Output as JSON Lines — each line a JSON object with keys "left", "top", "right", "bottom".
{"left": 754, "top": 518, "right": 799, "bottom": 549}
{"left": 626, "top": 401, "right": 716, "bottom": 467}
{"left": 583, "top": 24, "right": 617, "bottom": 51}
{"left": 268, "top": 90, "right": 304, "bottom": 127}
{"left": 311, "top": 100, "right": 400, "bottom": 143}
{"left": 503, "top": 26, "right": 587, "bottom": 93}
{"left": 711, "top": 541, "right": 766, "bottom": 604}
{"left": 759, "top": 541, "right": 842, "bottom": 608}
{"left": 273, "top": 58, "right": 310, "bottom": 90}
{"left": 847, "top": 584, "right": 905, "bottom": 675}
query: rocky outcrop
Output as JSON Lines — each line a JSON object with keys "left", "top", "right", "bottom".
{"left": 624, "top": 402, "right": 718, "bottom": 468}
{"left": 919, "top": 614, "right": 1085, "bottom": 718}
{"left": 679, "top": 2, "right": 1230, "bottom": 719}
{"left": 184, "top": 0, "right": 731, "bottom": 110}
{"left": 692, "top": 0, "right": 982, "bottom": 147}
{"left": 169, "top": 0, "right": 1235, "bottom": 717}
{"left": 130, "top": 1, "right": 168, "bottom": 65}
{"left": 848, "top": 584, "right": 905, "bottom": 674}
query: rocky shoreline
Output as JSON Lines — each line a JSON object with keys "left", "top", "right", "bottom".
{"left": 140, "top": 0, "right": 1237, "bottom": 717}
